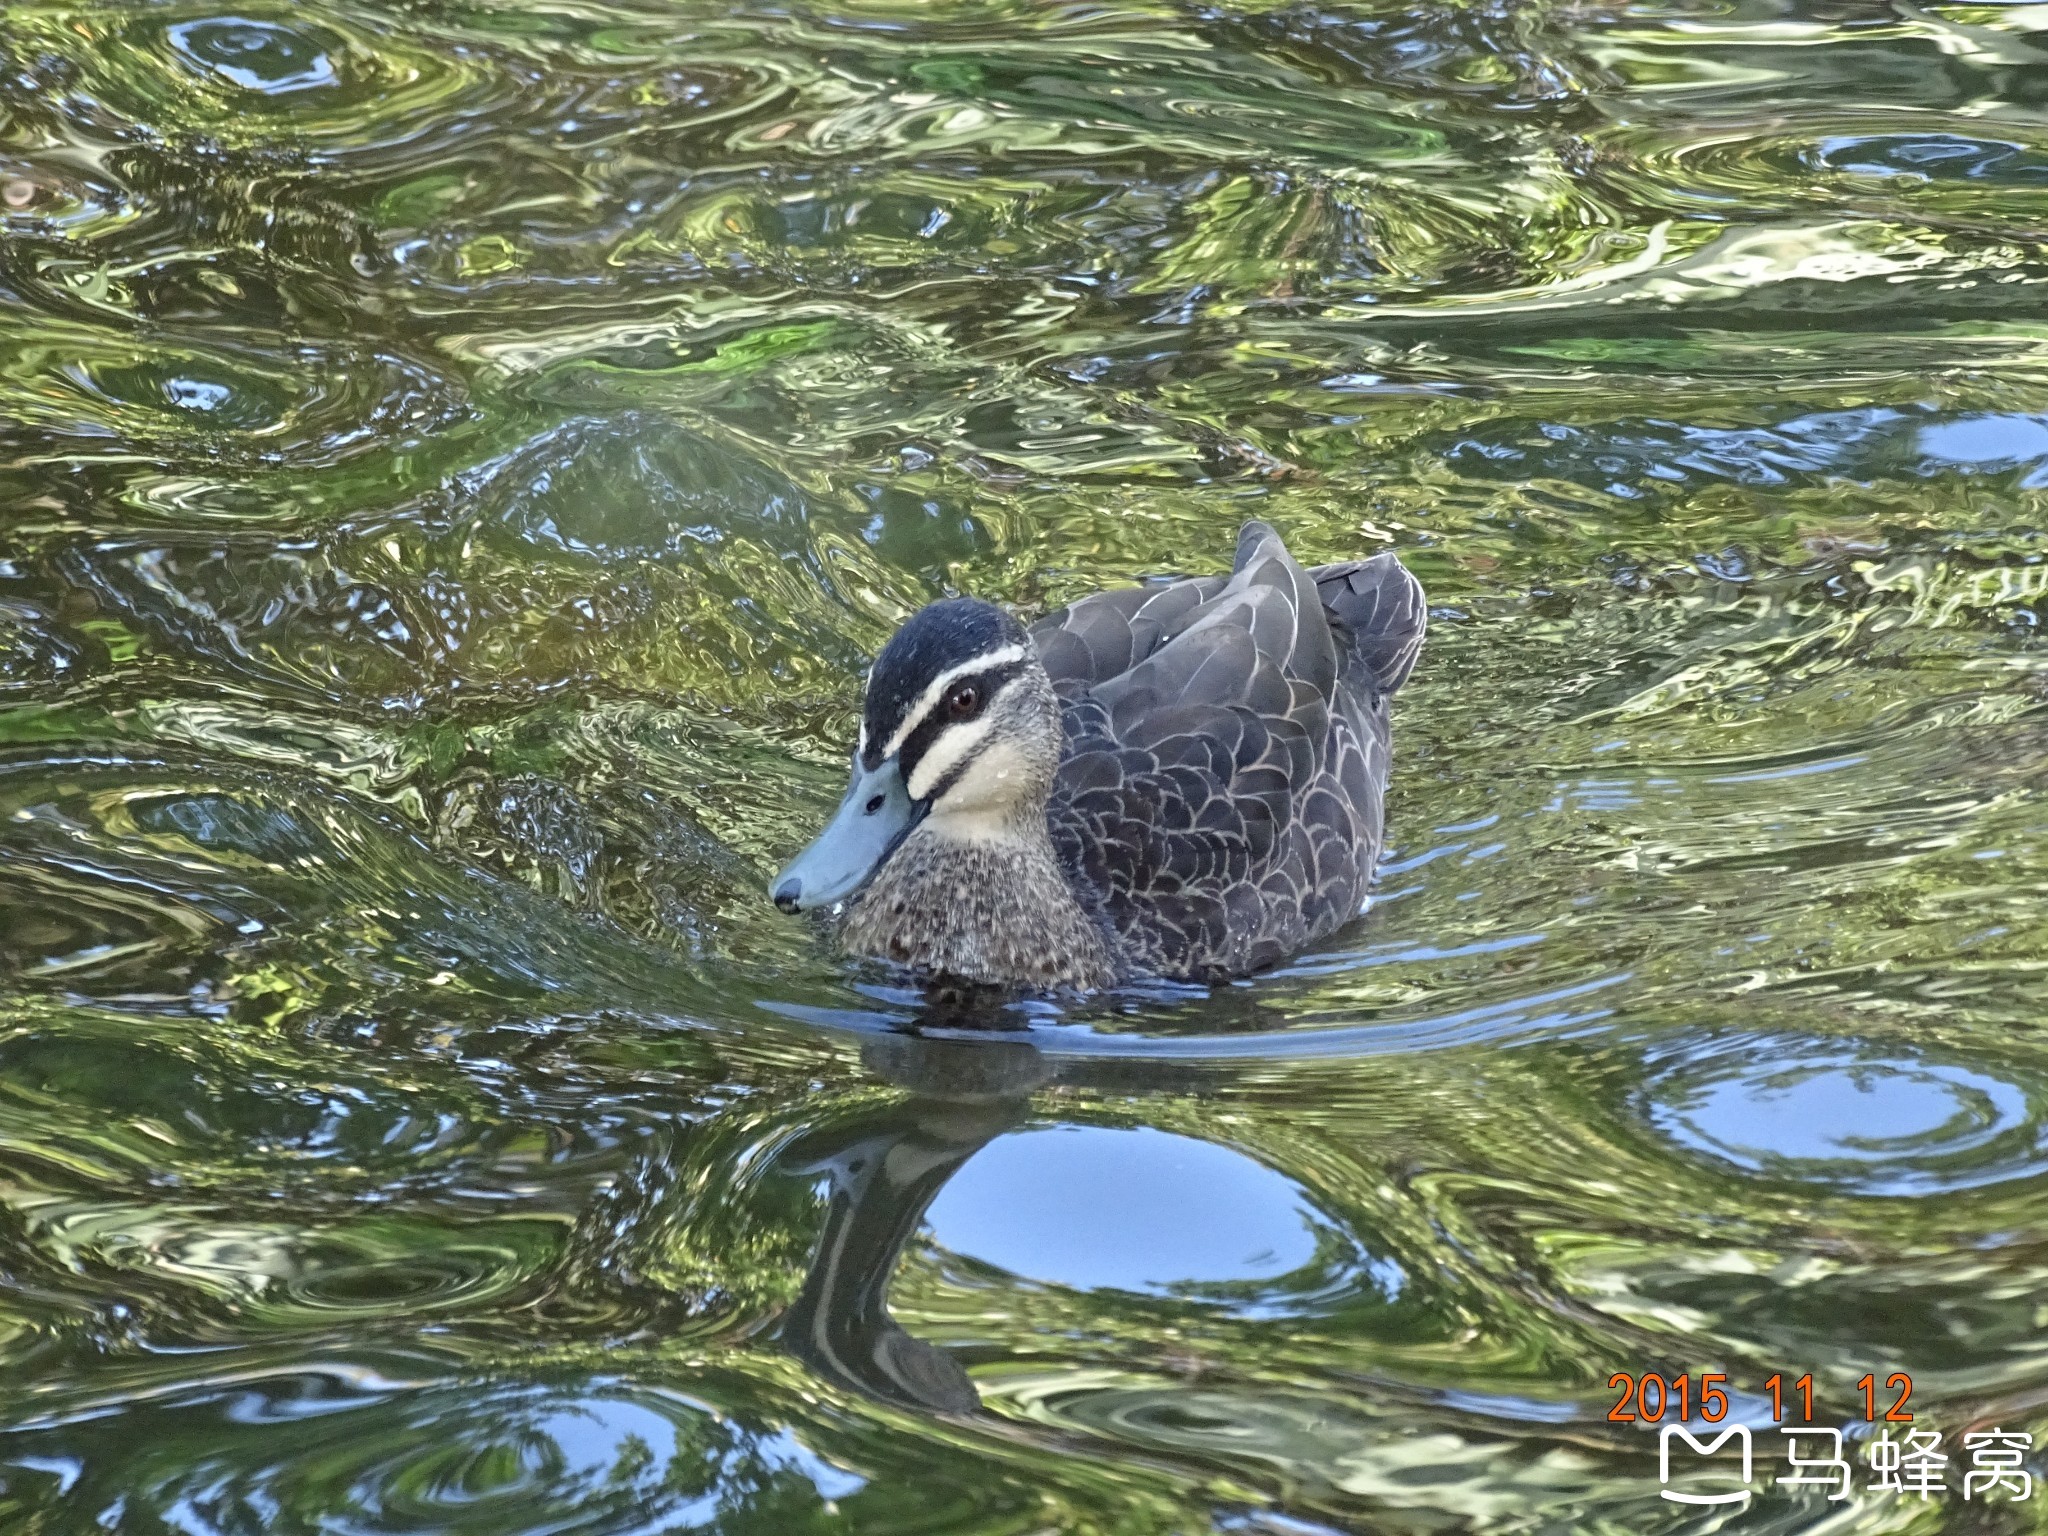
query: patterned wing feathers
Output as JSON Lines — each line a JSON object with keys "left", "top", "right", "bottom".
{"left": 1310, "top": 551, "right": 1427, "bottom": 697}
{"left": 1042, "top": 522, "right": 1419, "bottom": 978}
{"left": 1032, "top": 570, "right": 1237, "bottom": 691}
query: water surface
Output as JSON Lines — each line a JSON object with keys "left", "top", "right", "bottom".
{"left": 3, "top": 0, "right": 2048, "bottom": 1529}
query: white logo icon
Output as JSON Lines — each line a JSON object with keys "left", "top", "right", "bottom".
{"left": 1659, "top": 1424, "right": 1753, "bottom": 1506}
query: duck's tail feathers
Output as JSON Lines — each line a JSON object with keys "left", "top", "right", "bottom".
{"left": 1310, "top": 552, "right": 1427, "bottom": 696}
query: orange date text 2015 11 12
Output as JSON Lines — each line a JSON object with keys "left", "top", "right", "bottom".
{"left": 1607, "top": 1372, "right": 1915, "bottom": 1425}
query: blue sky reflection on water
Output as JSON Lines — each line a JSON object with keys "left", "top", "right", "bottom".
{"left": 1649, "top": 1046, "right": 2046, "bottom": 1196}
{"left": 924, "top": 1126, "right": 1320, "bottom": 1295}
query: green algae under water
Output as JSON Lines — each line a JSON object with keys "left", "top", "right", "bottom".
{"left": 4, "top": 0, "right": 2048, "bottom": 1530}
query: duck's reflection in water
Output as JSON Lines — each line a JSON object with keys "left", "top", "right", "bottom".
{"left": 766, "top": 1010, "right": 1306, "bottom": 1417}
{"left": 776, "top": 1032, "right": 1050, "bottom": 1415}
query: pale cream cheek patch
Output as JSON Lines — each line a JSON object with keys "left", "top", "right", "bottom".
{"left": 905, "top": 715, "right": 998, "bottom": 801}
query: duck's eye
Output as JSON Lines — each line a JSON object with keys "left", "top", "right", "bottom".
{"left": 947, "top": 682, "right": 982, "bottom": 719}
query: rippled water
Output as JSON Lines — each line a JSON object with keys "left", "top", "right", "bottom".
{"left": 4, "top": 0, "right": 2048, "bottom": 1529}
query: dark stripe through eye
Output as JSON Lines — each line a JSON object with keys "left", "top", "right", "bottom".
{"left": 896, "top": 660, "right": 1023, "bottom": 794}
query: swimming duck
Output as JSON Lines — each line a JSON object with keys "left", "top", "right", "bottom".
{"left": 771, "top": 521, "right": 1425, "bottom": 988}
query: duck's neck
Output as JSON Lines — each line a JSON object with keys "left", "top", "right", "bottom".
{"left": 843, "top": 811, "right": 1113, "bottom": 989}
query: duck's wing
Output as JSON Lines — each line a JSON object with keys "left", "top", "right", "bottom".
{"left": 1047, "top": 521, "right": 1408, "bottom": 976}
{"left": 1308, "top": 550, "right": 1428, "bottom": 697}
{"left": 1029, "top": 520, "right": 1367, "bottom": 688}
{"left": 1029, "top": 572, "right": 1229, "bottom": 693}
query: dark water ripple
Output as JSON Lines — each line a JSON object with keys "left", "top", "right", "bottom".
{"left": 5, "top": 0, "right": 2048, "bottom": 1530}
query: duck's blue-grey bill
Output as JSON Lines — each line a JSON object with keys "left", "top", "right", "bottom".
{"left": 772, "top": 757, "right": 920, "bottom": 913}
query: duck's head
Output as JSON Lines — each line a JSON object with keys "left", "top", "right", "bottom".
{"left": 772, "top": 597, "right": 1060, "bottom": 914}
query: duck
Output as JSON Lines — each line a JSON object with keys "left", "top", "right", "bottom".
{"left": 770, "top": 521, "right": 1426, "bottom": 989}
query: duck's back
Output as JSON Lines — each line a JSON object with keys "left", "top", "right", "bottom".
{"left": 1032, "top": 522, "right": 1425, "bottom": 980}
